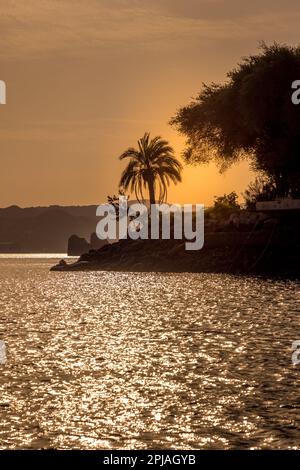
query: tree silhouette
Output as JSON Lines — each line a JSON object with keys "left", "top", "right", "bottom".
{"left": 119, "top": 132, "right": 182, "bottom": 205}
{"left": 171, "top": 43, "right": 300, "bottom": 197}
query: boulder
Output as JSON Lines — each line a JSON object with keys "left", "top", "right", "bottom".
{"left": 67, "top": 234, "right": 90, "bottom": 256}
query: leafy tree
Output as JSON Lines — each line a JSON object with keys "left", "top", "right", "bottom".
{"left": 107, "top": 188, "right": 128, "bottom": 221}
{"left": 171, "top": 43, "right": 300, "bottom": 197}
{"left": 243, "top": 176, "right": 277, "bottom": 209}
{"left": 206, "top": 192, "right": 240, "bottom": 220}
{"left": 214, "top": 192, "right": 240, "bottom": 209}
{"left": 212, "top": 191, "right": 240, "bottom": 218}
{"left": 119, "top": 132, "right": 182, "bottom": 204}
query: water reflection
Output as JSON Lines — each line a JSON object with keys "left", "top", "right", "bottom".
{"left": 0, "top": 258, "right": 299, "bottom": 449}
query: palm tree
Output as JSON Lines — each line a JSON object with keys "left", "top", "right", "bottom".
{"left": 119, "top": 133, "right": 182, "bottom": 205}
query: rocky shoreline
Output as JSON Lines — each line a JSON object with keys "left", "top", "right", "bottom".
{"left": 50, "top": 225, "right": 300, "bottom": 277}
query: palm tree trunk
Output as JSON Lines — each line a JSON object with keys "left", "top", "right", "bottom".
{"left": 148, "top": 178, "right": 155, "bottom": 206}
{"left": 148, "top": 178, "right": 156, "bottom": 235}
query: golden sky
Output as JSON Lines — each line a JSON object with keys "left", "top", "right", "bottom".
{"left": 1, "top": 0, "right": 300, "bottom": 207}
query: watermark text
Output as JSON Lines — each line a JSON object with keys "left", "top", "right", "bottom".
{"left": 0, "top": 80, "right": 6, "bottom": 104}
{"left": 96, "top": 196, "right": 204, "bottom": 251}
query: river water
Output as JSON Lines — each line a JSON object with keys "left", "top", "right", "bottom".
{"left": 0, "top": 256, "right": 299, "bottom": 449}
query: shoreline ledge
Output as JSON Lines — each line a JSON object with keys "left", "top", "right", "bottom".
{"left": 50, "top": 229, "right": 300, "bottom": 277}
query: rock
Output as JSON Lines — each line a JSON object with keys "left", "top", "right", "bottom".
{"left": 50, "top": 260, "right": 90, "bottom": 271}
{"left": 167, "top": 243, "right": 185, "bottom": 257}
{"left": 50, "top": 226, "right": 300, "bottom": 276}
{"left": 67, "top": 234, "right": 90, "bottom": 256}
{"left": 90, "top": 232, "right": 109, "bottom": 250}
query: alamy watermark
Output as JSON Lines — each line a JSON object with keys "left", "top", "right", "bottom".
{"left": 0, "top": 80, "right": 6, "bottom": 104}
{"left": 291, "top": 80, "right": 300, "bottom": 105}
{"left": 0, "top": 340, "right": 7, "bottom": 365}
{"left": 292, "top": 340, "right": 300, "bottom": 365}
{"left": 96, "top": 196, "right": 204, "bottom": 251}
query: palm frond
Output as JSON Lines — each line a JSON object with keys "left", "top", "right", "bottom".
{"left": 118, "top": 133, "right": 182, "bottom": 203}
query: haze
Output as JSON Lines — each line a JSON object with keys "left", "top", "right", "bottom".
{"left": 1, "top": 0, "right": 300, "bottom": 207}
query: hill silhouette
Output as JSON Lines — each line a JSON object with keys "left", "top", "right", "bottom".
{"left": 0, "top": 205, "right": 99, "bottom": 253}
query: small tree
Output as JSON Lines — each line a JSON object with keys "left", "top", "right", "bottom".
{"left": 107, "top": 189, "right": 128, "bottom": 221}
{"left": 243, "top": 176, "right": 277, "bottom": 209}
{"left": 208, "top": 191, "right": 240, "bottom": 219}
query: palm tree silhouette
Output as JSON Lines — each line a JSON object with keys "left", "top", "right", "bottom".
{"left": 119, "top": 133, "right": 182, "bottom": 205}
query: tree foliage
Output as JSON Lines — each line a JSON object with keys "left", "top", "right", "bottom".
{"left": 206, "top": 192, "right": 240, "bottom": 220}
{"left": 171, "top": 43, "right": 300, "bottom": 196}
{"left": 243, "top": 176, "right": 277, "bottom": 209}
{"left": 107, "top": 188, "right": 128, "bottom": 221}
{"left": 119, "top": 133, "right": 182, "bottom": 204}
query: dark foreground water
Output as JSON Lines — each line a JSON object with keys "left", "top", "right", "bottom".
{"left": 0, "top": 256, "right": 299, "bottom": 449}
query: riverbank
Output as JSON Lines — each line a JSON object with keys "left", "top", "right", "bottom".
{"left": 50, "top": 224, "right": 300, "bottom": 277}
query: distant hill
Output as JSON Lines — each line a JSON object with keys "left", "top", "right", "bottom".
{"left": 0, "top": 205, "right": 99, "bottom": 253}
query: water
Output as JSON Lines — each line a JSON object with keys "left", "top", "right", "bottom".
{"left": 0, "top": 257, "right": 300, "bottom": 449}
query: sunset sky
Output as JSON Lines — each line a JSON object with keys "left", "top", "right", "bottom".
{"left": 1, "top": 0, "right": 300, "bottom": 207}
